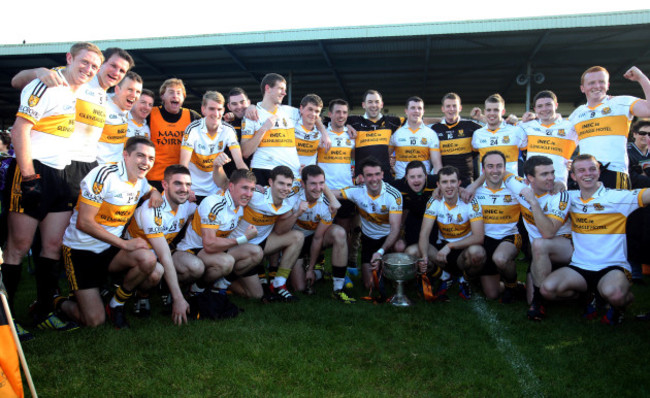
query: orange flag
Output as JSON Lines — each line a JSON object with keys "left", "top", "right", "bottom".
{"left": 0, "top": 295, "right": 23, "bottom": 398}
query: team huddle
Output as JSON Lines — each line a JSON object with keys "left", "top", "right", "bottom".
{"left": 1, "top": 41, "right": 650, "bottom": 340}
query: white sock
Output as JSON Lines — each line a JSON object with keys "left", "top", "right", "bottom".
{"left": 333, "top": 277, "right": 345, "bottom": 291}
{"left": 314, "top": 270, "right": 323, "bottom": 280}
{"left": 212, "top": 277, "right": 230, "bottom": 290}
{"left": 441, "top": 271, "right": 451, "bottom": 281}
{"left": 190, "top": 283, "right": 205, "bottom": 294}
{"left": 459, "top": 276, "right": 467, "bottom": 284}
{"left": 109, "top": 297, "right": 123, "bottom": 308}
{"left": 272, "top": 276, "right": 287, "bottom": 288}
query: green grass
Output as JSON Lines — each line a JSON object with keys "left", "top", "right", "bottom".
{"left": 11, "top": 260, "right": 650, "bottom": 397}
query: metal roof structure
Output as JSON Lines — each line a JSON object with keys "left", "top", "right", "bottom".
{"left": 0, "top": 10, "right": 649, "bottom": 127}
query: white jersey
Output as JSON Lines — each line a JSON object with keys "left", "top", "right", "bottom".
{"left": 96, "top": 95, "right": 128, "bottom": 164}
{"left": 424, "top": 197, "right": 483, "bottom": 243}
{"left": 389, "top": 123, "right": 440, "bottom": 178}
{"left": 176, "top": 190, "right": 243, "bottom": 251}
{"left": 293, "top": 189, "right": 333, "bottom": 237}
{"left": 568, "top": 185, "right": 645, "bottom": 272}
{"left": 16, "top": 72, "right": 76, "bottom": 169}
{"left": 295, "top": 121, "right": 321, "bottom": 167}
{"left": 472, "top": 122, "right": 527, "bottom": 176}
{"left": 242, "top": 104, "right": 300, "bottom": 177}
{"left": 341, "top": 182, "right": 402, "bottom": 240}
{"left": 317, "top": 127, "right": 354, "bottom": 190}
{"left": 69, "top": 74, "right": 107, "bottom": 163}
{"left": 126, "top": 113, "right": 150, "bottom": 139}
{"left": 569, "top": 95, "right": 640, "bottom": 174}
{"left": 181, "top": 118, "right": 240, "bottom": 196}
{"left": 63, "top": 160, "right": 152, "bottom": 253}
{"left": 126, "top": 194, "right": 196, "bottom": 247}
{"left": 230, "top": 182, "right": 301, "bottom": 244}
{"left": 504, "top": 173, "right": 571, "bottom": 241}
{"left": 520, "top": 117, "right": 577, "bottom": 183}
{"left": 475, "top": 182, "right": 520, "bottom": 239}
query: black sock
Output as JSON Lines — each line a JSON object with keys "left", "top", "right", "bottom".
{"left": 332, "top": 265, "right": 347, "bottom": 279}
{"left": 34, "top": 256, "right": 60, "bottom": 316}
{"left": 1, "top": 263, "right": 22, "bottom": 311}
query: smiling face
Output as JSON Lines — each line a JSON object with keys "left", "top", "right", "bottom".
{"left": 132, "top": 93, "right": 154, "bottom": 121}
{"left": 482, "top": 154, "right": 505, "bottom": 188}
{"left": 362, "top": 93, "right": 383, "bottom": 120}
{"left": 227, "top": 93, "right": 250, "bottom": 119}
{"left": 527, "top": 164, "right": 555, "bottom": 195}
{"left": 161, "top": 84, "right": 185, "bottom": 114}
{"left": 438, "top": 171, "right": 460, "bottom": 202}
{"left": 229, "top": 178, "right": 256, "bottom": 207}
{"left": 201, "top": 99, "right": 225, "bottom": 130}
{"left": 485, "top": 101, "right": 505, "bottom": 129}
{"left": 300, "top": 102, "right": 322, "bottom": 128}
{"left": 441, "top": 98, "right": 461, "bottom": 124}
{"left": 581, "top": 70, "right": 609, "bottom": 105}
{"left": 571, "top": 158, "right": 600, "bottom": 192}
{"left": 329, "top": 103, "right": 349, "bottom": 130}
{"left": 303, "top": 173, "right": 325, "bottom": 202}
{"left": 123, "top": 143, "right": 155, "bottom": 183}
{"left": 362, "top": 165, "right": 384, "bottom": 196}
{"left": 405, "top": 100, "right": 424, "bottom": 125}
{"left": 65, "top": 49, "right": 102, "bottom": 87}
{"left": 162, "top": 172, "right": 192, "bottom": 206}
{"left": 269, "top": 174, "right": 294, "bottom": 203}
{"left": 98, "top": 54, "right": 130, "bottom": 90}
{"left": 265, "top": 81, "right": 286, "bottom": 106}
{"left": 405, "top": 166, "right": 426, "bottom": 193}
{"left": 113, "top": 77, "right": 142, "bottom": 112}
{"left": 533, "top": 97, "right": 558, "bottom": 125}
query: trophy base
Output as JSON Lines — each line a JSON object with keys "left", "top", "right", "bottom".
{"left": 389, "top": 293, "right": 413, "bottom": 307}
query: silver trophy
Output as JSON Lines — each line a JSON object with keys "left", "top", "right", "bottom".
{"left": 382, "top": 253, "right": 417, "bottom": 307}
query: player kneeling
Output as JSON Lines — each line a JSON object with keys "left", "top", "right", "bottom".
{"left": 417, "top": 166, "right": 486, "bottom": 301}
{"left": 58, "top": 137, "right": 162, "bottom": 329}
{"left": 173, "top": 169, "right": 263, "bottom": 315}
{"left": 288, "top": 165, "right": 354, "bottom": 303}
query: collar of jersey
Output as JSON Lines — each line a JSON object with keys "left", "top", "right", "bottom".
{"left": 443, "top": 196, "right": 460, "bottom": 210}
{"left": 579, "top": 183, "right": 605, "bottom": 203}
{"left": 365, "top": 183, "right": 385, "bottom": 200}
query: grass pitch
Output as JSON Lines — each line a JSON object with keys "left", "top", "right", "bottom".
{"left": 11, "top": 260, "right": 650, "bottom": 397}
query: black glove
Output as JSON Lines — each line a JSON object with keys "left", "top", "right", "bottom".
{"left": 21, "top": 175, "right": 42, "bottom": 214}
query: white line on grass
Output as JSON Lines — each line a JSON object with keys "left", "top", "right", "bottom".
{"left": 470, "top": 299, "right": 544, "bottom": 398}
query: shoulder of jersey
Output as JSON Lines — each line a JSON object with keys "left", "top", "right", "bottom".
{"left": 385, "top": 184, "right": 401, "bottom": 200}
{"left": 186, "top": 119, "right": 201, "bottom": 131}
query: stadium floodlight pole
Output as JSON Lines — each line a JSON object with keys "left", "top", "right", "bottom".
{"left": 1, "top": 292, "right": 38, "bottom": 398}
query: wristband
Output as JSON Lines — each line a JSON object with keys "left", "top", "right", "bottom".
{"left": 377, "top": 248, "right": 385, "bottom": 256}
{"left": 236, "top": 236, "right": 248, "bottom": 245}
{"left": 22, "top": 173, "right": 40, "bottom": 182}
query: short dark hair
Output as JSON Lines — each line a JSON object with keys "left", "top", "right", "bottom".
{"left": 438, "top": 166, "right": 459, "bottom": 179}
{"left": 481, "top": 150, "right": 506, "bottom": 167}
{"left": 230, "top": 169, "right": 256, "bottom": 185}
{"left": 140, "top": 88, "right": 155, "bottom": 100}
{"left": 404, "top": 160, "right": 427, "bottom": 176}
{"left": 329, "top": 99, "right": 348, "bottom": 113}
{"left": 523, "top": 155, "right": 553, "bottom": 177}
{"left": 405, "top": 96, "right": 423, "bottom": 108}
{"left": 485, "top": 93, "right": 505, "bottom": 106}
{"left": 533, "top": 90, "right": 557, "bottom": 106}
{"left": 301, "top": 165, "right": 325, "bottom": 183}
{"left": 260, "top": 73, "right": 286, "bottom": 96}
{"left": 359, "top": 157, "right": 382, "bottom": 174}
{"left": 363, "top": 90, "right": 382, "bottom": 102}
{"left": 227, "top": 87, "right": 248, "bottom": 103}
{"left": 103, "top": 47, "right": 134, "bottom": 70}
{"left": 442, "top": 92, "right": 461, "bottom": 104}
{"left": 300, "top": 94, "right": 323, "bottom": 109}
{"left": 164, "top": 164, "right": 190, "bottom": 181}
{"left": 632, "top": 119, "right": 650, "bottom": 134}
{"left": 118, "top": 71, "right": 142, "bottom": 87}
{"left": 270, "top": 165, "right": 294, "bottom": 182}
{"left": 124, "top": 136, "right": 154, "bottom": 154}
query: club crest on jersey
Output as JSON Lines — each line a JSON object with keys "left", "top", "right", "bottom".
{"left": 504, "top": 195, "right": 512, "bottom": 203}
{"left": 183, "top": 131, "right": 190, "bottom": 142}
{"left": 282, "top": 118, "right": 288, "bottom": 127}
{"left": 180, "top": 218, "right": 185, "bottom": 226}
{"left": 502, "top": 136, "right": 510, "bottom": 144}
{"left": 154, "top": 215, "right": 163, "bottom": 226}
{"left": 472, "top": 202, "right": 479, "bottom": 212}
{"left": 559, "top": 201, "right": 567, "bottom": 211}
{"left": 218, "top": 141, "right": 224, "bottom": 150}
{"left": 208, "top": 212, "right": 216, "bottom": 222}
{"left": 28, "top": 94, "right": 41, "bottom": 107}
{"left": 346, "top": 139, "right": 352, "bottom": 146}
{"left": 396, "top": 197, "right": 402, "bottom": 205}
{"left": 458, "top": 130, "right": 465, "bottom": 137}
{"left": 602, "top": 107, "right": 612, "bottom": 115}
{"left": 381, "top": 205, "right": 388, "bottom": 213}
{"left": 292, "top": 185, "right": 300, "bottom": 194}
{"left": 419, "top": 138, "right": 427, "bottom": 145}
{"left": 593, "top": 203, "right": 605, "bottom": 211}
{"left": 92, "top": 182, "right": 103, "bottom": 195}
{"left": 457, "top": 214, "right": 463, "bottom": 222}
{"left": 558, "top": 129, "right": 566, "bottom": 137}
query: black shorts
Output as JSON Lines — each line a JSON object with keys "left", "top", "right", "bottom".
{"left": 299, "top": 233, "right": 315, "bottom": 259}
{"left": 252, "top": 168, "right": 272, "bottom": 186}
{"left": 63, "top": 245, "right": 120, "bottom": 291}
{"left": 8, "top": 159, "right": 71, "bottom": 220}
{"left": 435, "top": 240, "right": 465, "bottom": 275}
{"left": 65, "top": 160, "right": 97, "bottom": 207}
{"left": 599, "top": 167, "right": 631, "bottom": 190}
{"left": 404, "top": 218, "right": 438, "bottom": 247}
{"left": 361, "top": 233, "right": 387, "bottom": 264}
{"left": 567, "top": 265, "right": 631, "bottom": 292}
{"left": 334, "top": 199, "right": 356, "bottom": 221}
{"left": 482, "top": 234, "right": 522, "bottom": 276}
